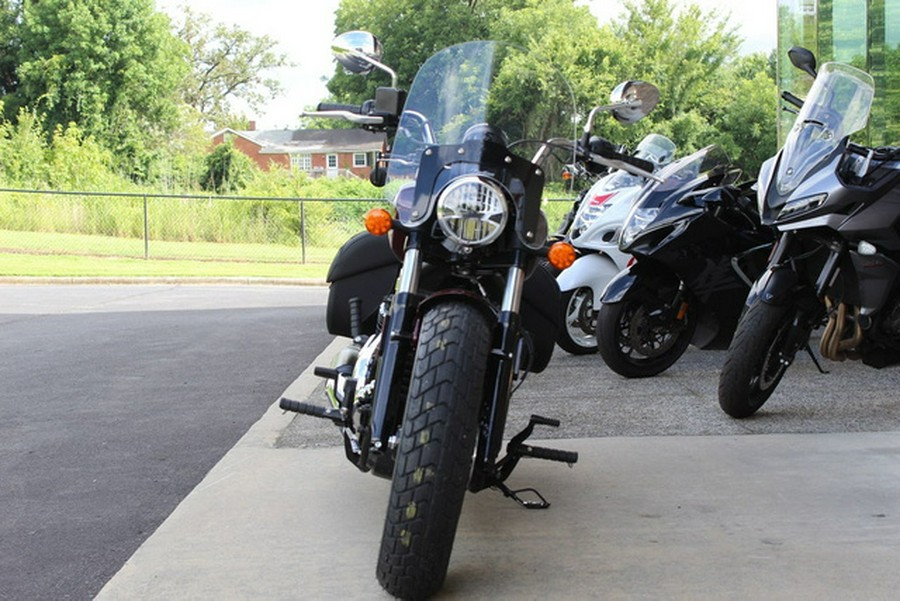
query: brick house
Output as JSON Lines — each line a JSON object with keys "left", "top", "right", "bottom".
{"left": 210, "top": 124, "right": 385, "bottom": 179}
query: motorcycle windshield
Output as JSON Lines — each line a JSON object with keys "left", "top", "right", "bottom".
{"left": 634, "top": 145, "right": 731, "bottom": 212}
{"left": 775, "top": 62, "right": 874, "bottom": 197}
{"left": 385, "top": 41, "right": 576, "bottom": 223}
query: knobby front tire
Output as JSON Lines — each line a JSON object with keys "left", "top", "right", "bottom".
{"left": 376, "top": 300, "right": 491, "bottom": 599}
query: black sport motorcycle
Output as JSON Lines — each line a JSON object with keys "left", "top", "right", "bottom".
{"left": 277, "top": 33, "right": 615, "bottom": 599}
{"left": 718, "top": 48, "right": 900, "bottom": 418}
{"left": 595, "top": 145, "right": 773, "bottom": 377}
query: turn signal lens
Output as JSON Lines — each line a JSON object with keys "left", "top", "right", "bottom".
{"left": 547, "top": 241, "right": 577, "bottom": 270}
{"left": 364, "top": 208, "right": 393, "bottom": 236}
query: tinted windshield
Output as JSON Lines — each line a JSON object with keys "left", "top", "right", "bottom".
{"left": 776, "top": 62, "right": 874, "bottom": 196}
{"left": 632, "top": 145, "right": 731, "bottom": 211}
{"left": 386, "top": 41, "right": 576, "bottom": 208}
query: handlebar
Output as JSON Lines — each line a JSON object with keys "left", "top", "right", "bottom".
{"left": 781, "top": 91, "right": 804, "bottom": 109}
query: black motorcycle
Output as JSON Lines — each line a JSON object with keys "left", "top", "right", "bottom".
{"left": 718, "top": 48, "right": 900, "bottom": 418}
{"left": 595, "top": 145, "right": 773, "bottom": 377}
{"left": 278, "top": 33, "right": 602, "bottom": 599}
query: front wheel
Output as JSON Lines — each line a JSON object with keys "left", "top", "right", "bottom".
{"left": 596, "top": 292, "right": 696, "bottom": 378}
{"left": 718, "top": 301, "right": 802, "bottom": 418}
{"left": 376, "top": 300, "right": 491, "bottom": 599}
{"left": 557, "top": 287, "right": 598, "bottom": 354}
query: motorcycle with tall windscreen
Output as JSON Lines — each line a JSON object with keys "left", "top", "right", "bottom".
{"left": 277, "top": 32, "right": 656, "bottom": 599}
{"left": 718, "top": 47, "right": 900, "bottom": 418}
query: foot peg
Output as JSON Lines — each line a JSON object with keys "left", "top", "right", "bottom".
{"left": 279, "top": 397, "right": 344, "bottom": 425}
{"left": 507, "top": 414, "right": 579, "bottom": 466}
{"left": 490, "top": 414, "right": 578, "bottom": 509}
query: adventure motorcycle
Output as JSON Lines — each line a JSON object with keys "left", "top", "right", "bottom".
{"left": 277, "top": 33, "right": 660, "bottom": 599}
{"left": 595, "top": 145, "right": 773, "bottom": 377}
{"left": 556, "top": 132, "right": 676, "bottom": 354}
{"left": 718, "top": 48, "right": 900, "bottom": 418}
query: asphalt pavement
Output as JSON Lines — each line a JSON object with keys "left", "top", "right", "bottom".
{"left": 0, "top": 284, "right": 332, "bottom": 600}
{"left": 97, "top": 333, "right": 900, "bottom": 600}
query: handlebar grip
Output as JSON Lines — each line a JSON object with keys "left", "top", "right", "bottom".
{"left": 316, "top": 102, "right": 363, "bottom": 114}
{"left": 781, "top": 91, "right": 804, "bottom": 109}
{"left": 519, "top": 444, "right": 578, "bottom": 464}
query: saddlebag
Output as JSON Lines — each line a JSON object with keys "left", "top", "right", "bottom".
{"left": 520, "top": 262, "right": 561, "bottom": 373}
{"left": 326, "top": 231, "right": 401, "bottom": 337}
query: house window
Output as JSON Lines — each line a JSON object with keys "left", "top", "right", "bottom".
{"left": 353, "top": 152, "right": 368, "bottom": 168}
{"left": 327, "top": 154, "right": 339, "bottom": 169}
{"left": 291, "top": 154, "right": 312, "bottom": 171}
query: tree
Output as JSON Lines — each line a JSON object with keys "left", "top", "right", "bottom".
{"left": 173, "top": 7, "right": 291, "bottom": 129}
{"left": 327, "top": 0, "right": 527, "bottom": 103}
{"left": 4, "top": 0, "right": 187, "bottom": 179}
{"left": 200, "top": 140, "right": 253, "bottom": 194}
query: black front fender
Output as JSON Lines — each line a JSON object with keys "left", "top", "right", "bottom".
{"left": 746, "top": 266, "right": 799, "bottom": 307}
{"left": 600, "top": 262, "right": 680, "bottom": 304}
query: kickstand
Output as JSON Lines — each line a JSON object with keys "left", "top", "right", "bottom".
{"left": 804, "top": 343, "right": 829, "bottom": 374}
{"left": 493, "top": 481, "right": 550, "bottom": 509}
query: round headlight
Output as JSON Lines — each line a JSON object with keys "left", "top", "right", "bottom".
{"left": 436, "top": 176, "right": 509, "bottom": 247}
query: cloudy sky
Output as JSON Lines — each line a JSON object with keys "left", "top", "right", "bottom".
{"left": 156, "top": 0, "right": 777, "bottom": 129}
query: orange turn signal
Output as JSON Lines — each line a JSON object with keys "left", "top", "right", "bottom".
{"left": 547, "top": 241, "right": 577, "bottom": 270}
{"left": 364, "top": 208, "right": 393, "bottom": 236}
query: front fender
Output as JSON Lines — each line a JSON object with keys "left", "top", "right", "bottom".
{"left": 599, "top": 268, "right": 640, "bottom": 304}
{"left": 557, "top": 252, "right": 623, "bottom": 299}
{"left": 746, "top": 266, "right": 799, "bottom": 307}
{"left": 599, "top": 261, "right": 675, "bottom": 303}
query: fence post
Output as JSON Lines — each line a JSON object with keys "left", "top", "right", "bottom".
{"left": 300, "top": 199, "right": 307, "bottom": 264}
{"left": 143, "top": 194, "right": 149, "bottom": 259}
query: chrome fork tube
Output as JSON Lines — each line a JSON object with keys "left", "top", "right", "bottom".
{"left": 501, "top": 265, "right": 525, "bottom": 314}
{"left": 396, "top": 247, "right": 422, "bottom": 295}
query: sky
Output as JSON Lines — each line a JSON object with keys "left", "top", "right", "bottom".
{"left": 155, "top": 0, "right": 777, "bottom": 130}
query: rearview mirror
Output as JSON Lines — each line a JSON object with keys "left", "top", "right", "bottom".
{"left": 332, "top": 31, "right": 384, "bottom": 76}
{"left": 788, "top": 46, "right": 818, "bottom": 79}
{"left": 609, "top": 81, "right": 660, "bottom": 125}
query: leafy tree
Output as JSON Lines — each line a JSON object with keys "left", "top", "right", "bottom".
{"left": 0, "top": 105, "right": 45, "bottom": 186}
{"left": 0, "top": 0, "right": 18, "bottom": 98}
{"left": 2, "top": 0, "right": 187, "bottom": 179}
{"left": 172, "top": 7, "right": 291, "bottom": 129}
{"left": 328, "top": 0, "right": 527, "bottom": 102}
{"left": 200, "top": 141, "right": 253, "bottom": 194}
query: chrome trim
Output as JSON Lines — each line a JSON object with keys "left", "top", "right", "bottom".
{"left": 397, "top": 247, "right": 422, "bottom": 294}
{"left": 501, "top": 266, "right": 525, "bottom": 314}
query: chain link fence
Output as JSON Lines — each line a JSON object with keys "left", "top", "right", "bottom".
{"left": 0, "top": 188, "right": 574, "bottom": 278}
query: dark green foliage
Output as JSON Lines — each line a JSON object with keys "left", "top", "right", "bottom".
{"left": 199, "top": 142, "right": 253, "bottom": 194}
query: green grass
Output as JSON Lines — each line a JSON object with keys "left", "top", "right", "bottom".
{"left": 0, "top": 228, "right": 333, "bottom": 280}
{"left": 0, "top": 252, "right": 327, "bottom": 279}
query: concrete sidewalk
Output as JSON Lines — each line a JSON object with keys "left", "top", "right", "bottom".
{"left": 98, "top": 340, "right": 900, "bottom": 600}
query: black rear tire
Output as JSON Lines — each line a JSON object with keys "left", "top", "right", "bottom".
{"left": 557, "top": 287, "right": 598, "bottom": 355}
{"left": 596, "top": 294, "right": 695, "bottom": 378}
{"left": 718, "top": 300, "right": 797, "bottom": 418}
{"left": 376, "top": 300, "right": 491, "bottom": 599}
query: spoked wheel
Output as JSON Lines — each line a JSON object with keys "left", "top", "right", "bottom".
{"left": 376, "top": 300, "right": 491, "bottom": 599}
{"left": 718, "top": 301, "right": 802, "bottom": 418}
{"left": 596, "top": 293, "right": 696, "bottom": 378}
{"left": 557, "top": 287, "right": 598, "bottom": 354}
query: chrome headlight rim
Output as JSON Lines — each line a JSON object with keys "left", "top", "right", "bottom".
{"left": 436, "top": 176, "right": 509, "bottom": 247}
